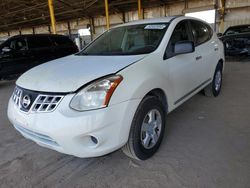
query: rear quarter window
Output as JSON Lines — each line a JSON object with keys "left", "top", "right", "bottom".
{"left": 190, "top": 20, "right": 213, "bottom": 46}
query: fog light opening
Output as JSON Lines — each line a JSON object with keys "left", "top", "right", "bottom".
{"left": 90, "top": 136, "right": 98, "bottom": 145}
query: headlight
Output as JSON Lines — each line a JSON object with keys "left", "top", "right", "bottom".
{"left": 70, "top": 75, "right": 123, "bottom": 111}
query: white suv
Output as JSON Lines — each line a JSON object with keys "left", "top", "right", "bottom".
{"left": 8, "top": 16, "right": 224, "bottom": 160}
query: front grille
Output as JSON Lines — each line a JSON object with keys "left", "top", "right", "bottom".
{"left": 12, "top": 87, "right": 22, "bottom": 107}
{"left": 225, "top": 38, "right": 250, "bottom": 49}
{"left": 12, "top": 86, "right": 64, "bottom": 113}
{"left": 14, "top": 124, "right": 59, "bottom": 147}
{"left": 32, "top": 95, "right": 63, "bottom": 112}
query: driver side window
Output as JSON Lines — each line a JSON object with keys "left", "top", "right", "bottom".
{"left": 165, "top": 21, "right": 192, "bottom": 59}
{"left": 8, "top": 38, "right": 28, "bottom": 51}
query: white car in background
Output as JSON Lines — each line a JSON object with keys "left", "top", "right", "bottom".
{"left": 8, "top": 16, "right": 224, "bottom": 160}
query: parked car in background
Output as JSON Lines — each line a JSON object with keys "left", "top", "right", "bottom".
{"left": 0, "top": 34, "right": 78, "bottom": 80}
{"left": 218, "top": 24, "right": 250, "bottom": 56}
{"left": 8, "top": 16, "right": 224, "bottom": 160}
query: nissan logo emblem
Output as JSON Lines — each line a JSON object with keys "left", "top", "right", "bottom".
{"left": 22, "top": 95, "right": 31, "bottom": 108}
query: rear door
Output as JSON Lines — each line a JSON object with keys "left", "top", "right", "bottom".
{"left": 27, "top": 36, "right": 54, "bottom": 66}
{"left": 50, "top": 36, "right": 78, "bottom": 59}
{"left": 163, "top": 20, "right": 203, "bottom": 106}
{"left": 189, "top": 20, "right": 215, "bottom": 82}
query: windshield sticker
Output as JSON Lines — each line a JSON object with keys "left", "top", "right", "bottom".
{"left": 144, "top": 24, "right": 166, "bottom": 30}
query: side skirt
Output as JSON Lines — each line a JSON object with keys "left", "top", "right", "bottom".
{"left": 174, "top": 78, "right": 212, "bottom": 105}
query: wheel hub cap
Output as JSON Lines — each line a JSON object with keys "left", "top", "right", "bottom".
{"left": 215, "top": 71, "right": 222, "bottom": 91}
{"left": 141, "top": 109, "right": 162, "bottom": 149}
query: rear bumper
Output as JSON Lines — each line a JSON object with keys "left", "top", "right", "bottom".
{"left": 8, "top": 94, "right": 140, "bottom": 158}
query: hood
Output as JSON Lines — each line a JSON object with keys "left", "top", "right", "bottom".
{"left": 17, "top": 54, "right": 145, "bottom": 93}
{"left": 220, "top": 32, "right": 250, "bottom": 40}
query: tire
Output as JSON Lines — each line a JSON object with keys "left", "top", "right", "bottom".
{"left": 204, "top": 63, "right": 223, "bottom": 97}
{"left": 122, "top": 96, "right": 166, "bottom": 160}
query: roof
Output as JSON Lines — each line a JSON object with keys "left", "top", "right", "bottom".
{"left": 8, "top": 34, "right": 68, "bottom": 38}
{"left": 112, "top": 16, "right": 210, "bottom": 29}
{"left": 226, "top": 24, "right": 250, "bottom": 29}
{"left": 113, "top": 16, "right": 178, "bottom": 28}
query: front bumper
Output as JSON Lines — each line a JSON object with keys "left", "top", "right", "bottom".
{"left": 8, "top": 93, "right": 141, "bottom": 158}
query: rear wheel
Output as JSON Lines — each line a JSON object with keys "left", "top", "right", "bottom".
{"left": 204, "top": 63, "right": 223, "bottom": 97}
{"left": 122, "top": 96, "right": 166, "bottom": 160}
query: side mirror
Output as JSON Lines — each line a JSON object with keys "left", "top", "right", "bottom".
{"left": 174, "top": 41, "right": 194, "bottom": 55}
{"left": 2, "top": 47, "right": 12, "bottom": 53}
{"left": 217, "top": 33, "right": 223, "bottom": 37}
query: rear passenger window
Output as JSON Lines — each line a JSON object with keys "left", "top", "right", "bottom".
{"left": 190, "top": 21, "right": 212, "bottom": 46}
{"left": 28, "top": 36, "right": 52, "bottom": 49}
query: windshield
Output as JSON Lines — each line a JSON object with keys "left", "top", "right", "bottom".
{"left": 78, "top": 23, "right": 168, "bottom": 56}
{"left": 224, "top": 25, "right": 250, "bottom": 36}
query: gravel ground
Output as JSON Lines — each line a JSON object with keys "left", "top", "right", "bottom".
{"left": 0, "top": 60, "right": 250, "bottom": 188}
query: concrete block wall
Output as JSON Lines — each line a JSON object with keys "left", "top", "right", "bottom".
{"left": 223, "top": 0, "right": 250, "bottom": 31}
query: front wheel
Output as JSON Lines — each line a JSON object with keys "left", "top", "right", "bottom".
{"left": 204, "top": 63, "right": 223, "bottom": 97}
{"left": 122, "top": 96, "right": 166, "bottom": 160}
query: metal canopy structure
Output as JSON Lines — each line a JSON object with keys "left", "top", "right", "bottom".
{"left": 0, "top": 0, "right": 183, "bottom": 32}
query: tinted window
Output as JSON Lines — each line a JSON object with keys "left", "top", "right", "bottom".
{"left": 28, "top": 36, "right": 52, "bottom": 49}
{"left": 78, "top": 23, "right": 168, "bottom": 55}
{"left": 51, "top": 36, "right": 73, "bottom": 46}
{"left": 1, "top": 37, "right": 28, "bottom": 51}
{"left": 15, "top": 38, "right": 28, "bottom": 51}
{"left": 190, "top": 21, "right": 212, "bottom": 46}
{"left": 165, "top": 21, "right": 192, "bottom": 58}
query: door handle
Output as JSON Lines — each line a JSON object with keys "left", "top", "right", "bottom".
{"left": 196, "top": 56, "right": 202, "bottom": 61}
{"left": 214, "top": 47, "right": 219, "bottom": 51}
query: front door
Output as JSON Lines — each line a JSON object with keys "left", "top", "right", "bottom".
{"left": 0, "top": 37, "right": 32, "bottom": 77}
{"left": 27, "top": 36, "right": 54, "bottom": 66}
{"left": 163, "top": 20, "right": 204, "bottom": 106}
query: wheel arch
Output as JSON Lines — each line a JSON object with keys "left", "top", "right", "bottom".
{"left": 218, "top": 58, "right": 224, "bottom": 71}
{"left": 144, "top": 88, "right": 168, "bottom": 113}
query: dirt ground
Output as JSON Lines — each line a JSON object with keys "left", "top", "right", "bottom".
{"left": 0, "top": 60, "right": 250, "bottom": 188}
